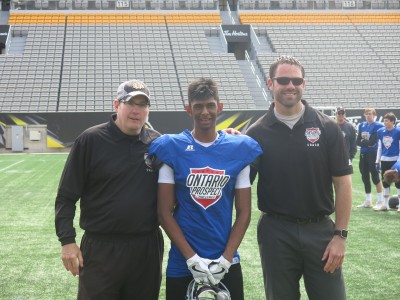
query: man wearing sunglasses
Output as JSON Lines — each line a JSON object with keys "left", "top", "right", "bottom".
{"left": 247, "top": 55, "right": 352, "bottom": 300}
{"left": 335, "top": 107, "right": 357, "bottom": 163}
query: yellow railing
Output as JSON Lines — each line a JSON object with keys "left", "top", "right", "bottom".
{"left": 8, "top": 12, "right": 222, "bottom": 25}
{"left": 240, "top": 13, "right": 400, "bottom": 24}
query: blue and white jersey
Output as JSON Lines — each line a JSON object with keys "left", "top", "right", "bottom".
{"left": 376, "top": 127, "right": 400, "bottom": 161}
{"left": 391, "top": 161, "right": 400, "bottom": 172}
{"left": 149, "top": 130, "right": 262, "bottom": 278}
{"left": 358, "top": 121, "right": 384, "bottom": 153}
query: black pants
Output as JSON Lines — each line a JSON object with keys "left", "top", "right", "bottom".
{"left": 258, "top": 213, "right": 346, "bottom": 300}
{"left": 359, "top": 151, "right": 380, "bottom": 193}
{"left": 77, "top": 229, "right": 163, "bottom": 300}
{"left": 165, "top": 263, "right": 244, "bottom": 300}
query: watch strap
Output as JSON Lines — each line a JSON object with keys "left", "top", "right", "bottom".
{"left": 334, "top": 229, "right": 348, "bottom": 238}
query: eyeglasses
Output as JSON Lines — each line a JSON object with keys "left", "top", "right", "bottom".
{"left": 336, "top": 112, "right": 345, "bottom": 115}
{"left": 272, "top": 77, "right": 304, "bottom": 86}
{"left": 121, "top": 100, "right": 150, "bottom": 110}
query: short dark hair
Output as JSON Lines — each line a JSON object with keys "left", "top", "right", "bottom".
{"left": 383, "top": 169, "right": 399, "bottom": 185}
{"left": 383, "top": 112, "right": 396, "bottom": 123}
{"left": 188, "top": 78, "right": 219, "bottom": 105}
{"left": 269, "top": 55, "right": 305, "bottom": 79}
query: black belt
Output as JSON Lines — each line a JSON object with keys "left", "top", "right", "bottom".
{"left": 263, "top": 212, "right": 328, "bottom": 224}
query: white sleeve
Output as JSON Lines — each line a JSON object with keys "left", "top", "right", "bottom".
{"left": 376, "top": 140, "right": 382, "bottom": 163}
{"left": 158, "top": 164, "right": 175, "bottom": 184}
{"left": 235, "top": 165, "right": 251, "bottom": 189}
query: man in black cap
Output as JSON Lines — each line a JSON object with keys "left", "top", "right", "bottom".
{"left": 55, "top": 79, "right": 163, "bottom": 300}
{"left": 336, "top": 106, "right": 357, "bottom": 162}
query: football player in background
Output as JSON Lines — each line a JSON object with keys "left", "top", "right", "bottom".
{"left": 374, "top": 112, "right": 400, "bottom": 211}
{"left": 383, "top": 159, "right": 400, "bottom": 212}
{"left": 356, "top": 108, "right": 384, "bottom": 208}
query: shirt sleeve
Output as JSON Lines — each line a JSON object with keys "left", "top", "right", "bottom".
{"left": 158, "top": 163, "right": 175, "bottom": 184}
{"left": 235, "top": 165, "right": 251, "bottom": 189}
{"left": 376, "top": 140, "right": 382, "bottom": 163}
{"left": 349, "top": 126, "right": 357, "bottom": 160}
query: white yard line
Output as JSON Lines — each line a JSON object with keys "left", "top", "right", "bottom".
{"left": 0, "top": 160, "right": 24, "bottom": 172}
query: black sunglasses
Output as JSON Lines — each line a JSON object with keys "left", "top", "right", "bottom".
{"left": 272, "top": 77, "right": 304, "bottom": 86}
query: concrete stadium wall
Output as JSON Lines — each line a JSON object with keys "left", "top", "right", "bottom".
{"left": 1, "top": 108, "right": 400, "bottom": 152}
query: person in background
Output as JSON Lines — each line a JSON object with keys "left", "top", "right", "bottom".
{"left": 335, "top": 106, "right": 357, "bottom": 163}
{"left": 356, "top": 108, "right": 384, "bottom": 208}
{"left": 0, "top": 124, "right": 5, "bottom": 147}
{"left": 383, "top": 161, "right": 400, "bottom": 184}
{"left": 247, "top": 55, "right": 352, "bottom": 300}
{"left": 55, "top": 79, "right": 163, "bottom": 300}
{"left": 383, "top": 161, "right": 400, "bottom": 211}
{"left": 150, "top": 77, "right": 262, "bottom": 300}
{"left": 374, "top": 112, "right": 400, "bottom": 211}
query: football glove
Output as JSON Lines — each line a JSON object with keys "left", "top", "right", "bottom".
{"left": 186, "top": 254, "right": 213, "bottom": 284}
{"left": 375, "top": 163, "right": 380, "bottom": 172}
{"left": 208, "top": 256, "right": 232, "bottom": 285}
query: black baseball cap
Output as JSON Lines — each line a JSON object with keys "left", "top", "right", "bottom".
{"left": 117, "top": 79, "right": 150, "bottom": 105}
{"left": 336, "top": 107, "right": 345, "bottom": 114}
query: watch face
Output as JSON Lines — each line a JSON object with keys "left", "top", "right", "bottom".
{"left": 341, "top": 230, "right": 348, "bottom": 238}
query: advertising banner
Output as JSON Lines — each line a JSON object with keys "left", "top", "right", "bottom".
{"left": 221, "top": 25, "right": 251, "bottom": 43}
{"left": 0, "top": 25, "right": 9, "bottom": 46}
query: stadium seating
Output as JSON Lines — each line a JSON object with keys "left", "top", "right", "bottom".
{"left": 250, "top": 12, "right": 400, "bottom": 108}
{"left": 169, "top": 24, "right": 256, "bottom": 109}
{"left": 1, "top": 6, "right": 400, "bottom": 113}
{"left": 2, "top": 11, "right": 257, "bottom": 112}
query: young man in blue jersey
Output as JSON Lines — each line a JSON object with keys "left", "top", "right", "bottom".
{"left": 356, "top": 108, "right": 384, "bottom": 208}
{"left": 149, "top": 77, "right": 262, "bottom": 300}
{"left": 374, "top": 112, "right": 400, "bottom": 211}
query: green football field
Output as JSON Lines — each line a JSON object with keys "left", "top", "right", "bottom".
{"left": 0, "top": 153, "right": 399, "bottom": 299}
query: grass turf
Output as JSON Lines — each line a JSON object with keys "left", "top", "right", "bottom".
{"left": 0, "top": 153, "right": 399, "bottom": 299}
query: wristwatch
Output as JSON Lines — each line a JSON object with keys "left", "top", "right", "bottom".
{"left": 334, "top": 229, "right": 348, "bottom": 239}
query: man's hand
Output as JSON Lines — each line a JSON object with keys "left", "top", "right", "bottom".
{"left": 186, "top": 254, "right": 213, "bottom": 284}
{"left": 222, "top": 128, "right": 241, "bottom": 135}
{"left": 61, "top": 243, "right": 84, "bottom": 276}
{"left": 208, "top": 256, "right": 231, "bottom": 285}
{"left": 321, "top": 236, "right": 346, "bottom": 273}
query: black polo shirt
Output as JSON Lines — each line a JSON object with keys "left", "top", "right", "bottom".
{"left": 247, "top": 100, "right": 352, "bottom": 219}
{"left": 55, "top": 114, "right": 161, "bottom": 245}
{"left": 338, "top": 121, "right": 357, "bottom": 160}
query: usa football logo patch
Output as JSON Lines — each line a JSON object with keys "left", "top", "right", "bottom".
{"left": 186, "top": 167, "right": 230, "bottom": 209}
{"left": 305, "top": 127, "right": 321, "bottom": 143}
{"left": 383, "top": 136, "right": 393, "bottom": 149}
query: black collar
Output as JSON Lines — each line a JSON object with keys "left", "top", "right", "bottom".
{"left": 108, "top": 114, "right": 157, "bottom": 144}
